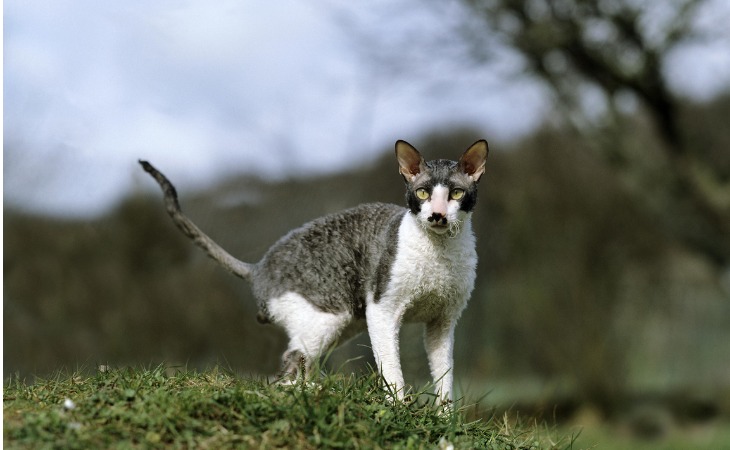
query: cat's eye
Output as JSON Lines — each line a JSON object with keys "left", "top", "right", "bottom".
{"left": 416, "top": 188, "right": 430, "bottom": 200}
{"left": 451, "top": 189, "right": 465, "bottom": 200}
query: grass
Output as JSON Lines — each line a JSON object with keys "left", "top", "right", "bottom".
{"left": 4, "top": 365, "right": 571, "bottom": 449}
{"left": 561, "top": 422, "right": 730, "bottom": 450}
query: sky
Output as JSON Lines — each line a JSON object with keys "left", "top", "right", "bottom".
{"left": 4, "top": 0, "right": 730, "bottom": 217}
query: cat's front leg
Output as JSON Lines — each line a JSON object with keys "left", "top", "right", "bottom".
{"left": 365, "top": 302, "right": 406, "bottom": 400}
{"left": 424, "top": 316, "right": 457, "bottom": 405}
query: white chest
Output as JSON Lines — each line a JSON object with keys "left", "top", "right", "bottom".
{"left": 385, "top": 213, "right": 478, "bottom": 322}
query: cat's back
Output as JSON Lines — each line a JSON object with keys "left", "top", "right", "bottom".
{"left": 264, "top": 202, "right": 404, "bottom": 255}
{"left": 252, "top": 202, "right": 406, "bottom": 314}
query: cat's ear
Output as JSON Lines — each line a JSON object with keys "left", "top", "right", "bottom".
{"left": 459, "top": 140, "right": 489, "bottom": 182}
{"left": 395, "top": 140, "right": 426, "bottom": 182}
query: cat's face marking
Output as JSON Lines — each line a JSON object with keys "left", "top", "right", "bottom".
{"left": 413, "top": 183, "right": 466, "bottom": 236}
{"left": 395, "top": 140, "right": 488, "bottom": 236}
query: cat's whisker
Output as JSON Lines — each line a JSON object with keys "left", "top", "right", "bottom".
{"left": 447, "top": 219, "right": 463, "bottom": 238}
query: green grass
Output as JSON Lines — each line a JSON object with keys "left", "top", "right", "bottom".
{"left": 560, "top": 421, "right": 730, "bottom": 450}
{"left": 4, "top": 366, "right": 571, "bottom": 449}
{"left": 565, "top": 422, "right": 730, "bottom": 450}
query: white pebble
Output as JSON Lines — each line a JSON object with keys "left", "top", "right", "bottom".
{"left": 63, "top": 398, "right": 76, "bottom": 410}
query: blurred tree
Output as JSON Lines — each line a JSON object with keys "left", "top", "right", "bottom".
{"left": 331, "top": 0, "right": 730, "bottom": 416}
{"left": 454, "top": 0, "right": 730, "bottom": 266}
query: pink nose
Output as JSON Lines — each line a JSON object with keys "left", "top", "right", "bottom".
{"left": 430, "top": 192, "right": 448, "bottom": 217}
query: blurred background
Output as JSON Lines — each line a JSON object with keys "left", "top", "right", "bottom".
{"left": 5, "top": 0, "right": 730, "bottom": 446}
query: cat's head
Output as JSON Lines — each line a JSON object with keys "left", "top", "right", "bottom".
{"left": 395, "top": 140, "right": 488, "bottom": 236}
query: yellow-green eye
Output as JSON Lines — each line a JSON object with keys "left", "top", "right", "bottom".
{"left": 416, "top": 188, "right": 430, "bottom": 200}
{"left": 451, "top": 189, "right": 465, "bottom": 200}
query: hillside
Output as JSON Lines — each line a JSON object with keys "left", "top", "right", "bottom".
{"left": 3, "top": 366, "right": 568, "bottom": 449}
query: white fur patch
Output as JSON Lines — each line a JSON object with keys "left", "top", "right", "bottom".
{"left": 429, "top": 185, "right": 450, "bottom": 216}
{"left": 268, "top": 291, "right": 352, "bottom": 358}
{"left": 390, "top": 212, "right": 477, "bottom": 322}
{"left": 368, "top": 211, "right": 478, "bottom": 402}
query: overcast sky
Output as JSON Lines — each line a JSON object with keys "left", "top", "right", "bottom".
{"left": 5, "top": 0, "right": 730, "bottom": 217}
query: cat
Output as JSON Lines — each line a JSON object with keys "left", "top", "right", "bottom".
{"left": 139, "top": 139, "right": 488, "bottom": 404}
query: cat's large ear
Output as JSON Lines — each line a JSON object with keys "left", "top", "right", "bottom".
{"left": 459, "top": 140, "right": 489, "bottom": 182}
{"left": 395, "top": 140, "right": 426, "bottom": 183}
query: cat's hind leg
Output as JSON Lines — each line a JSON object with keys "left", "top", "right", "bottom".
{"left": 278, "top": 348, "right": 306, "bottom": 382}
{"left": 268, "top": 292, "right": 352, "bottom": 382}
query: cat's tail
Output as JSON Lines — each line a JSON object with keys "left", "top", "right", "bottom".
{"left": 139, "top": 160, "right": 254, "bottom": 281}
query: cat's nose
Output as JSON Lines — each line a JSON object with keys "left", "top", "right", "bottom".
{"left": 428, "top": 213, "right": 448, "bottom": 225}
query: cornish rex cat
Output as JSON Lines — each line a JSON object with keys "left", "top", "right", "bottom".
{"left": 140, "top": 139, "right": 488, "bottom": 404}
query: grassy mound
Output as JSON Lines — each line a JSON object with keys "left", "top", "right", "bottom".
{"left": 4, "top": 366, "right": 570, "bottom": 449}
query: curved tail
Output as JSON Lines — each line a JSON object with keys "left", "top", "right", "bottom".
{"left": 139, "top": 160, "right": 254, "bottom": 281}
